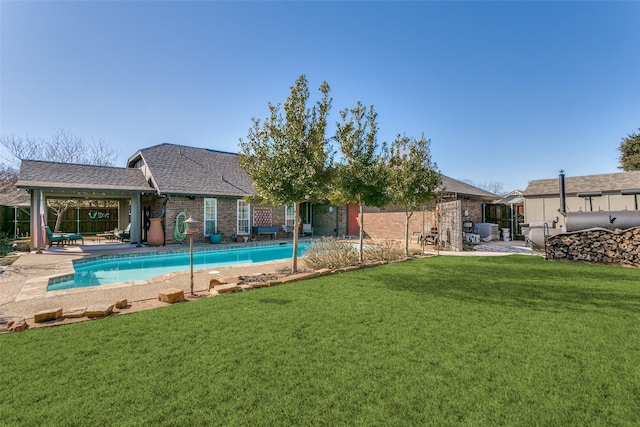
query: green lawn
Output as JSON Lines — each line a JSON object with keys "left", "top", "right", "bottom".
{"left": 1, "top": 255, "right": 640, "bottom": 426}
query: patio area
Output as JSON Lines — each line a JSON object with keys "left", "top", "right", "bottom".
{"left": 0, "top": 240, "right": 297, "bottom": 323}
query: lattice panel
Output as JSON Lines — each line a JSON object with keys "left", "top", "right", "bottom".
{"left": 253, "top": 209, "right": 272, "bottom": 226}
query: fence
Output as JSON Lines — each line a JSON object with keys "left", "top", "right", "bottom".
{"left": 0, "top": 206, "right": 119, "bottom": 237}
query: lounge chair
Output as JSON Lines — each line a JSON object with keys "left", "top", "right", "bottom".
{"left": 45, "top": 226, "right": 64, "bottom": 246}
{"left": 63, "top": 232, "right": 84, "bottom": 245}
{"left": 115, "top": 224, "right": 131, "bottom": 242}
{"left": 302, "top": 223, "right": 313, "bottom": 237}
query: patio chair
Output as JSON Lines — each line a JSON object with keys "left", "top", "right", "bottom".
{"left": 115, "top": 224, "right": 131, "bottom": 242}
{"left": 302, "top": 223, "right": 313, "bottom": 237}
{"left": 282, "top": 224, "right": 293, "bottom": 238}
{"left": 45, "top": 226, "right": 64, "bottom": 246}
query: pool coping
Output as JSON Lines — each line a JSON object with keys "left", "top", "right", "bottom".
{"left": 9, "top": 240, "right": 311, "bottom": 303}
{"left": 46, "top": 240, "right": 307, "bottom": 292}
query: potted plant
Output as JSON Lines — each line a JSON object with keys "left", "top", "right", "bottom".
{"left": 209, "top": 232, "right": 222, "bottom": 244}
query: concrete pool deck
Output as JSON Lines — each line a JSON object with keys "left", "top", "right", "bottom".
{"left": 0, "top": 239, "right": 537, "bottom": 326}
{"left": 0, "top": 241, "right": 300, "bottom": 321}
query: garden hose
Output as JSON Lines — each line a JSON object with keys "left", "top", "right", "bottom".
{"left": 174, "top": 212, "right": 187, "bottom": 243}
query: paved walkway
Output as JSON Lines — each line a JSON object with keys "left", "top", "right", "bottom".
{"left": 0, "top": 239, "right": 540, "bottom": 323}
{"left": 0, "top": 242, "right": 294, "bottom": 321}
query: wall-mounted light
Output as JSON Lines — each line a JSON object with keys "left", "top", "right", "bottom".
{"left": 328, "top": 206, "right": 334, "bottom": 213}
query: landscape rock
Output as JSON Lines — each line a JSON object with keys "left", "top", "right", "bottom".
{"left": 247, "top": 281, "right": 270, "bottom": 289}
{"left": 209, "top": 279, "right": 224, "bottom": 290}
{"left": 158, "top": 288, "right": 185, "bottom": 303}
{"left": 0, "top": 317, "right": 28, "bottom": 333}
{"left": 115, "top": 299, "right": 128, "bottom": 309}
{"left": 64, "top": 307, "right": 87, "bottom": 318}
{"left": 84, "top": 304, "right": 114, "bottom": 318}
{"left": 34, "top": 308, "right": 63, "bottom": 323}
{"left": 213, "top": 283, "right": 238, "bottom": 294}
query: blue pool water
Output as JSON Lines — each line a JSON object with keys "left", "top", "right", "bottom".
{"left": 48, "top": 243, "right": 310, "bottom": 291}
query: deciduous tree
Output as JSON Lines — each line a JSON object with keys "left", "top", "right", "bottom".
{"left": 384, "top": 133, "right": 442, "bottom": 257}
{"left": 239, "top": 75, "right": 332, "bottom": 271}
{"left": 333, "top": 101, "right": 388, "bottom": 263}
{"left": 0, "top": 129, "right": 118, "bottom": 231}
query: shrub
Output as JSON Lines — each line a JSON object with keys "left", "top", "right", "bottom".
{"left": 303, "top": 237, "right": 404, "bottom": 270}
{"left": 0, "top": 232, "right": 13, "bottom": 257}
{"left": 303, "top": 237, "right": 359, "bottom": 270}
{"left": 363, "top": 238, "right": 404, "bottom": 262}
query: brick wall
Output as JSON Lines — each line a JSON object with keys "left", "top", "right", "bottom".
{"left": 144, "top": 195, "right": 291, "bottom": 244}
{"left": 313, "top": 204, "right": 346, "bottom": 237}
{"left": 360, "top": 205, "right": 438, "bottom": 239}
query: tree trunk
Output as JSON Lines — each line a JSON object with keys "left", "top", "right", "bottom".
{"left": 52, "top": 201, "right": 73, "bottom": 232}
{"left": 358, "top": 200, "right": 364, "bottom": 264}
{"left": 292, "top": 200, "right": 300, "bottom": 272}
{"left": 403, "top": 210, "right": 414, "bottom": 257}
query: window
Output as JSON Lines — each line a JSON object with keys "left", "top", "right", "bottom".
{"left": 204, "top": 198, "right": 217, "bottom": 235}
{"left": 237, "top": 200, "right": 250, "bottom": 234}
{"left": 285, "top": 204, "right": 295, "bottom": 228}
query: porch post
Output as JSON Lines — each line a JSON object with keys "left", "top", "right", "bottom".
{"left": 118, "top": 199, "right": 129, "bottom": 230}
{"left": 130, "top": 193, "right": 142, "bottom": 246}
{"left": 29, "top": 189, "right": 43, "bottom": 253}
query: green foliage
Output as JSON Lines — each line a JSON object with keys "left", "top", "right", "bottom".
{"left": 238, "top": 74, "right": 333, "bottom": 271}
{"left": 332, "top": 102, "right": 388, "bottom": 208}
{"left": 333, "top": 102, "right": 388, "bottom": 262}
{"left": 2, "top": 256, "right": 640, "bottom": 425}
{"left": 384, "top": 133, "right": 442, "bottom": 255}
{"left": 385, "top": 133, "right": 442, "bottom": 212}
{"left": 238, "top": 75, "right": 333, "bottom": 206}
{"left": 0, "top": 232, "right": 13, "bottom": 256}
{"left": 618, "top": 128, "right": 640, "bottom": 171}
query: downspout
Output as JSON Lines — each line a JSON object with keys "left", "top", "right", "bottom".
{"left": 160, "top": 195, "right": 170, "bottom": 246}
{"left": 13, "top": 206, "right": 18, "bottom": 238}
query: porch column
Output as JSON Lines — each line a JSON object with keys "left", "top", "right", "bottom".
{"left": 118, "top": 199, "right": 129, "bottom": 230}
{"left": 29, "top": 189, "right": 43, "bottom": 253}
{"left": 130, "top": 193, "right": 142, "bottom": 246}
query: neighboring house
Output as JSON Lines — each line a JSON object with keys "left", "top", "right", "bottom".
{"left": 523, "top": 171, "right": 640, "bottom": 228}
{"left": 16, "top": 142, "right": 499, "bottom": 249}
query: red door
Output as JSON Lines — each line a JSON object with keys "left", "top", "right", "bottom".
{"left": 347, "top": 204, "right": 359, "bottom": 236}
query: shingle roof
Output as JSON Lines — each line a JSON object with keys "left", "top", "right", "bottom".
{"left": 16, "top": 160, "right": 151, "bottom": 193}
{"left": 441, "top": 175, "right": 497, "bottom": 199}
{"left": 523, "top": 171, "right": 640, "bottom": 196}
{"left": 129, "top": 143, "right": 495, "bottom": 199}
{"left": 129, "top": 143, "right": 255, "bottom": 197}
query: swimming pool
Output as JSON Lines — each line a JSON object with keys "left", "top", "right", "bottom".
{"left": 48, "top": 242, "right": 310, "bottom": 291}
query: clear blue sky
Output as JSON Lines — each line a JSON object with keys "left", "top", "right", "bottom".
{"left": 2, "top": 1, "right": 639, "bottom": 192}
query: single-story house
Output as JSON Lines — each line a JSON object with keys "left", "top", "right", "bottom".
{"left": 523, "top": 170, "right": 640, "bottom": 228}
{"left": 17, "top": 142, "right": 498, "bottom": 250}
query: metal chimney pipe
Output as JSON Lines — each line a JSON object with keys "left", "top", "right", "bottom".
{"left": 558, "top": 170, "right": 567, "bottom": 217}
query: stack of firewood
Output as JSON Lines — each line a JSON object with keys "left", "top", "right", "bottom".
{"left": 546, "top": 227, "right": 640, "bottom": 266}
